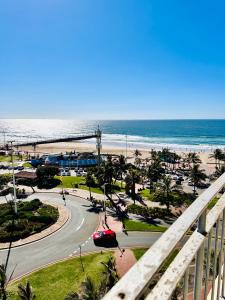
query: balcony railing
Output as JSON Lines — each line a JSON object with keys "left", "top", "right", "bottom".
{"left": 103, "top": 172, "right": 225, "bottom": 300}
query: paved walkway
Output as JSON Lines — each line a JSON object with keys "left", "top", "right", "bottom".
{"left": 114, "top": 248, "right": 137, "bottom": 278}
{"left": 0, "top": 202, "right": 70, "bottom": 249}
{"left": 97, "top": 215, "right": 123, "bottom": 233}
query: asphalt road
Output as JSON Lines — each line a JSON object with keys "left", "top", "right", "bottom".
{"left": 0, "top": 193, "right": 161, "bottom": 280}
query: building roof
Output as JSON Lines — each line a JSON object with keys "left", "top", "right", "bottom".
{"left": 15, "top": 171, "right": 37, "bottom": 180}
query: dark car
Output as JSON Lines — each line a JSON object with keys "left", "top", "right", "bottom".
{"left": 92, "top": 230, "right": 116, "bottom": 245}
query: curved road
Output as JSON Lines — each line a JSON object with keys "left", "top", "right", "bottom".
{"left": 0, "top": 193, "right": 161, "bottom": 280}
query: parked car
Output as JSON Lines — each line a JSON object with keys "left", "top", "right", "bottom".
{"left": 17, "top": 166, "right": 24, "bottom": 171}
{"left": 60, "top": 169, "right": 71, "bottom": 176}
{"left": 92, "top": 230, "right": 116, "bottom": 245}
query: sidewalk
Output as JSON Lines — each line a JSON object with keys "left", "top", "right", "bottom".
{"left": 114, "top": 248, "right": 137, "bottom": 278}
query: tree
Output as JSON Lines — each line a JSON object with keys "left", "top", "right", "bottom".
{"left": 17, "top": 282, "right": 35, "bottom": 300}
{"left": 214, "top": 165, "right": 225, "bottom": 178}
{"left": 155, "top": 176, "right": 181, "bottom": 210}
{"left": 16, "top": 178, "right": 36, "bottom": 193}
{"left": 65, "top": 277, "right": 99, "bottom": 300}
{"left": 85, "top": 172, "right": 95, "bottom": 200}
{"left": 101, "top": 256, "right": 119, "bottom": 290}
{"left": 147, "top": 158, "right": 164, "bottom": 191}
{"left": 209, "top": 149, "right": 224, "bottom": 168}
{"left": 184, "top": 152, "right": 201, "bottom": 168}
{"left": 189, "top": 164, "right": 207, "bottom": 194}
{"left": 0, "top": 174, "right": 12, "bottom": 190}
{"left": 0, "top": 264, "right": 7, "bottom": 300}
{"left": 36, "top": 166, "right": 60, "bottom": 189}
{"left": 133, "top": 149, "right": 141, "bottom": 167}
{"left": 112, "top": 155, "right": 127, "bottom": 186}
{"left": 125, "top": 167, "right": 140, "bottom": 202}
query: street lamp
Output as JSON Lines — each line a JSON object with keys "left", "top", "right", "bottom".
{"left": 125, "top": 135, "right": 128, "bottom": 162}
{"left": 8, "top": 140, "right": 17, "bottom": 214}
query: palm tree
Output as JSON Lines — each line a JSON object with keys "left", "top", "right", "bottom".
{"left": 184, "top": 152, "right": 201, "bottom": 168}
{"left": 209, "top": 148, "right": 224, "bottom": 168}
{"left": 17, "top": 282, "right": 35, "bottom": 300}
{"left": 189, "top": 164, "right": 207, "bottom": 194}
{"left": 81, "top": 277, "right": 99, "bottom": 300}
{"left": 0, "top": 264, "right": 7, "bottom": 300}
{"left": 214, "top": 165, "right": 225, "bottom": 178}
{"left": 101, "top": 256, "right": 118, "bottom": 290}
{"left": 85, "top": 171, "right": 95, "bottom": 200}
{"left": 125, "top": 167, "right": 140, "bottom": 202}
{"left": 155, "top": 176, "right": 180, "bottom": 210}
{"left": 134, "top": 149, "right": 142, "bottom": 158}
{"left": 147, "top": 158, "right": 164, "bottom": 192}
{"left": 65, "top": 277, "right": 99, "bottom": 300}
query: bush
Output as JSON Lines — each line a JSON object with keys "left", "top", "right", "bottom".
{"left": 127, "top": 204, "right": 170, "bottom": 219}
{"left": 37, "top": 178, "right": 61, "bottom": 189}
{"left": 20, "top": 199, "right": 42, "bottom": 211}
{"left": 0, "top": 200, "right": 58, "bottom": 242}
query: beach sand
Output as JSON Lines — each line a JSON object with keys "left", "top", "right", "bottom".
{"left": 19, "top": 141, "right": 216, "bottom": 175}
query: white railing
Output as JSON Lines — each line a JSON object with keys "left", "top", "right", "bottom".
{"left": 103, "top": 172, "right": 225, "bottom": 300}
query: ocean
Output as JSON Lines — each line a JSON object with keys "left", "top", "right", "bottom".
{"left": 0, "top": 119, "right": 225, "bottom": 152}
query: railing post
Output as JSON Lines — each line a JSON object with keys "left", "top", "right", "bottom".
{"left": 194, "top": 210, "right": 206, "bottom": 300}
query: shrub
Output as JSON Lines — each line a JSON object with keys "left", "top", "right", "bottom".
{"left": 0, "top": 200, "right": 58, "bottom": 242}
{"left": 127, "top": 204, "right": 169, "bottom": 219}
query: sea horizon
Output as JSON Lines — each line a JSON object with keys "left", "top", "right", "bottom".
{"left": 1, "top": 119, "right": 225, "bottom": 152}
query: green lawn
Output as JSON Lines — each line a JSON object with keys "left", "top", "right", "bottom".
{"left": 23, "top": 162, "right": 32, "bottom": 168}
{"left": 56, "top": 176, "right": 124, "bottom": 195}
{"left": 0, "top": 155, "right": 22, "bottom": 162}
{"left": 124, "top": 219, "right": 167, "bottom": 232}
{"left": 55, "top": 176, "right": 104, "bottom": 194}
{"left": 140, "top": 189, "right": 155, "bottom": 201}
{"left": 132, "top": 248, "right": 148, "bottom": 260}
{"left": 8, "top": 252, "right": 112, "bottom": 300}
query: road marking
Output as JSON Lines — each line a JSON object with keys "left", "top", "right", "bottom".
{"left": 75, "top": 218, "right": 85, "bottom": 232}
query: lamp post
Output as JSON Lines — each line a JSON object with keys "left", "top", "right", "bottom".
{"left": 125, "top": 135, "right": 128, "bottom": 162}
{"left": 8, "top": 140, "right": 17, "bottom": 214}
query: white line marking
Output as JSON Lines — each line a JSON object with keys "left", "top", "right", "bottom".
{"left": 75, "top": 218, "right": 85, "bottom": 232}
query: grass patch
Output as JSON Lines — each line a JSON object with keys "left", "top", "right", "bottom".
{"left": 55, "top": 176, "right": 104, "bottom": 194}
{"left": 23, "top": 162, "right": 32, "bottom": 168}
{"left": 8, "top": 252, "right": 112, "bottom": 300}
{"left": 208, "top": 197, "right": 219, "bottom": 209}
{"left": 56, "top": 176, "right": 124, "bottom": 195}
{"left": 0, "top": 155, "right": 22, "bottom": 162}
{"left": 132, "top": 248, "right": 148, "bottom": 260}
{"left": 124, "top": 219, "right": 167, "bottom": 232}
{"left": 140, "top": 189, "right": 154, "bottom": 201}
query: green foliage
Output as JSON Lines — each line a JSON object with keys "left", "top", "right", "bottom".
{"left": 0, "top": 174, "right": 12, "bottom": 189}
{"left": 8, "top": 252, "right": 112, "bottom": 300}
{"left": 0, "top": 200, "right": 58, "bottom": 242}
{"left": 124, "top": 219, "right": 167, "bottom": 232}
{"left": 132, "top": 248, "right": 148, "bottom": 260}
{"left": 17, "top": 281, "right": 36, "bottom": 300}
{"left": 127, "top": 204, "right": 170, "bottom": 219}
{"left": 207, "top": 197, "right": 219, "bottom": 209}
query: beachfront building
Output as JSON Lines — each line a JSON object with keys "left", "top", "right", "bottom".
{"left": 31, "top": 152, "right": 99, "bottom": 168}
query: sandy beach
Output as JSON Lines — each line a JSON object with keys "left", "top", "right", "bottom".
{"left": 19, "top": 141, "right": 217, "bottom": 175}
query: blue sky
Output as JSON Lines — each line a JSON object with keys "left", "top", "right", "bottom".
{"left": 0, "top": 0, "right": 225, "bottom": 119}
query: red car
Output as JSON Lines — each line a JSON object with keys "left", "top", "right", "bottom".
{"left": 92, "top": 229, "right": 116, "bottom": 245}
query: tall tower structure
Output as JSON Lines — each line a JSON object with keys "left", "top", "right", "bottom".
{"left": 95, "top": 126, "right": 102, "bottom": 166}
